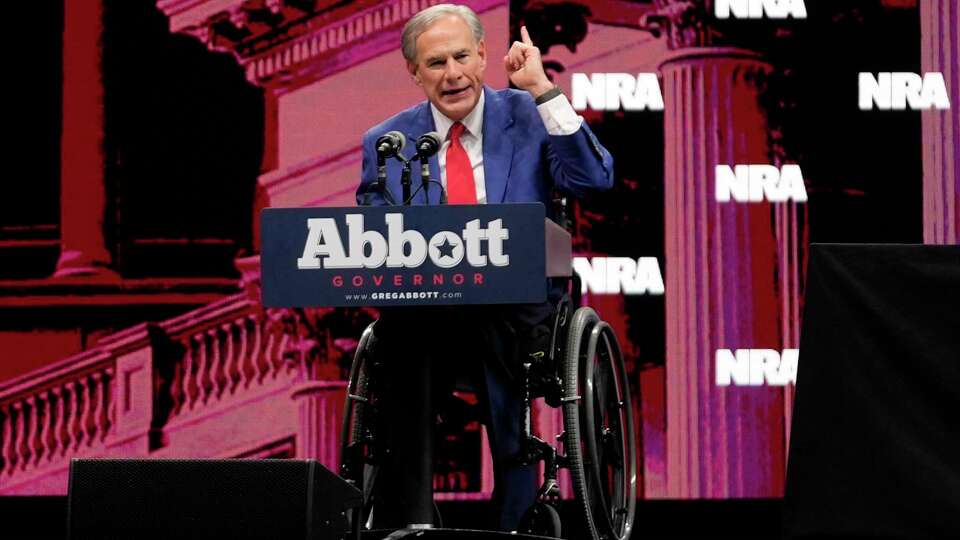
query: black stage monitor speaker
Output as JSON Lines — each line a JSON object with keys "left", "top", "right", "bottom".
{"left": 784, "top": 244, "right": 960, "bottom": 539}
{"left": 67, "top": 458, "right": 362, "bottom": 540}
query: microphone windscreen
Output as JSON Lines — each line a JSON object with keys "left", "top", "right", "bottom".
{"left": 417, "top": 131, "right": 442, "bottom": 156}
{"left": 386, "top": 130, "right": 406, "bottom": 151}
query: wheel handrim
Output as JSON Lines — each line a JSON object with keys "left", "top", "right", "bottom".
{"left": 580, "top": 322, "right": 636, "bottom": 540}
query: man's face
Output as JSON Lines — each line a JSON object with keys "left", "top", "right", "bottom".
{"left": 409, "top": 15, "right": 486, "bottom": 122}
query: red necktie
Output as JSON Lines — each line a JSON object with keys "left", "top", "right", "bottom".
{"left": 445, "top": 122, "right": 477, "bottom": 204}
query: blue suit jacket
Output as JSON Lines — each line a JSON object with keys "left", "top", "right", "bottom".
{"left": 356, "top": 86, "right": 614, "bottom": 207}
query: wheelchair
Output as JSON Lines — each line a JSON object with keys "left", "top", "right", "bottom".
{"left": 338, "top": 284, "right": 638, "bottom": 540}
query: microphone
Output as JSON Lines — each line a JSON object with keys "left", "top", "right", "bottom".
{"left": 374, "top": 131, "right": 406, "bottom": 203}
{"left": 416, "top": 132, "right": 442, "bottom": 158}
{"left": 376, "top": 131, "right": 406, "bottom": 157}
{"left": 416, "top": 132, "right": 442, "bottom": 204}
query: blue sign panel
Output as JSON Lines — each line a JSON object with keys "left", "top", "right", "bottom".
{"left": 261, "top": 203, "right": 547, "bottom": 307}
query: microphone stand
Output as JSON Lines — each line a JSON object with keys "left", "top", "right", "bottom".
{"left": 419, "top": 154, "right": 431, "bottom": 205}
{"left": 399, "top": 157, "right": 413, "bottom": 205}
{"left": 365, "top": 148, "right": 389, "bottom": 206}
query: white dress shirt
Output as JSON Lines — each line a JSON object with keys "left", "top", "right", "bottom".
{"left": 430, "top": 90, "right": 583, "bottom": 204}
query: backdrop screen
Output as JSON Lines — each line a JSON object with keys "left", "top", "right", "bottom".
{"left": 0, "top": 0, "right": 955, "bottom": 503}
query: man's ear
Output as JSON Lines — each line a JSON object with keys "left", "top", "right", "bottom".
{"left": 477, "top": 39, "right": 487, "bottom": 71}
{"left": 407, "top": 62, "right": 421, "bottom": 86}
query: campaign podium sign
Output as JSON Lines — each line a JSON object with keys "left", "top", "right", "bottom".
{"left": 261, "top": 203, "right": 571, "bottom": 308}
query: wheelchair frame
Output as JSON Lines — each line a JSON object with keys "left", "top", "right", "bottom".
{"left": 338, "top": 292, "right": 638, "bottom": 540}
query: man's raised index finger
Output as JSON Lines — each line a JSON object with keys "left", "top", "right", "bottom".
{"left": 520, "top": 25, "right": 533, "bottom": 45}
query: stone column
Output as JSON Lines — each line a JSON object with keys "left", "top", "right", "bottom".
{"left": 921, "top": 0, "right": 959, "bottom": 244}
{"left": 656, "top": 0, "right": 792, "bottom": 497}
{"left": 55, "top": 0, "right": 114, "bottom": 277}
{"left": 291, "top": 380, "right": 346, "bottom": 472}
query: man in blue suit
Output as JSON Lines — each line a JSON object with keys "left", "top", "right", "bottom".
{"left": 354, "top": 3, "right": 614, "bottom": 532}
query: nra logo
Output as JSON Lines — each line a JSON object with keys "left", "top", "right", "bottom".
{"left": 715, "top": 349, "right": 798, "bottom": 386}
{"left": 715, "top": 165, "right": 807, "bottom": 203}
{"left": 571, "top": 73, "right": 664, "bottom": 112}
{"left": 715, "top": 0, "right": 807, "bottom": 19}
{"left": 573, "top": 257, "right": 664, "bottom": 295}
{"left": 859, "top": 72, "right": 951, "bottom": 110}
{"left": 297, "top": 214, "right": 509, "bottom": 270}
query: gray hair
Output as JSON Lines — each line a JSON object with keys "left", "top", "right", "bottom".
{"left": 401, "top": 4, "right": 485, "bottom": 63}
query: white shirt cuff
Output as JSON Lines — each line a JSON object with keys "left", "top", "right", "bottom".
{"left": 536, "top": 94, "right": 583, "bottom": 136}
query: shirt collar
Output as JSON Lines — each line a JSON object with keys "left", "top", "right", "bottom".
{"left": 430, "top": 89, "right": 485, "bottom": 141}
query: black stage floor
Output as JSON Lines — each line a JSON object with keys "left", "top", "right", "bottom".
{"left": 0, "top": 497, "right": 783, "bottom": 539}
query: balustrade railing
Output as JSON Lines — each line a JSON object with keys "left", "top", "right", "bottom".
{"left": 163, "top": 307, "right": 308, "bottom": 422}
{"left": 0, "top": 293, "right": 339, "bottom": 492}
{"left": 0, "top": 357, "right": 115, "bottom": 480}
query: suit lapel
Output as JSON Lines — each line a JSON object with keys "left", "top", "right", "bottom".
{"left": 481, "top": 87, "right": 514, "bottom": 204}
{"left": 404, "top": 88, "right": 514, "bottom": 204}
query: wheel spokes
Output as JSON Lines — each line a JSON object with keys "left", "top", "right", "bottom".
{"left": 565, "top": 310, "right": 637, "bottom": 540}
{"left": 584, "top": 329, "right": 633, "bottom": 539}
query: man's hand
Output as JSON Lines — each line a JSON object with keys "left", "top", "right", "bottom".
{"left": 504, "top": 26, "right": 554, "bottom": 99}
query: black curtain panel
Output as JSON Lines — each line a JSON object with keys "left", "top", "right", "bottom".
{"left": 785, "top": 244, "right": 960, "bottom": 539}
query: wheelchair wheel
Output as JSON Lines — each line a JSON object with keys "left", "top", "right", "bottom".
{"left": 562, "top": 308, "right": 637, "bottom": 540}
{"left": 518, "top": 501, "right": 562, "bottom": 538}
{"left": 340, "top": 322, "right": 378, "bottom": 529}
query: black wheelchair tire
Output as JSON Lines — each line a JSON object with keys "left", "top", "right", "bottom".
{"left": 562, "top": 307, "right": 638, "bottom": 540}
{"left": 341, "top": 322, "right": 376, "bottom": 479}
{"left": 340, "top": 322, "right": 377, "bottom": 531}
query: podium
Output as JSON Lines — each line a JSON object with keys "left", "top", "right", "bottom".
{"left": 260, "top": 203, "right": 637, "bottom": 540}
{"left": 261, "top": 203, "right": 571, "bottom": 308}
